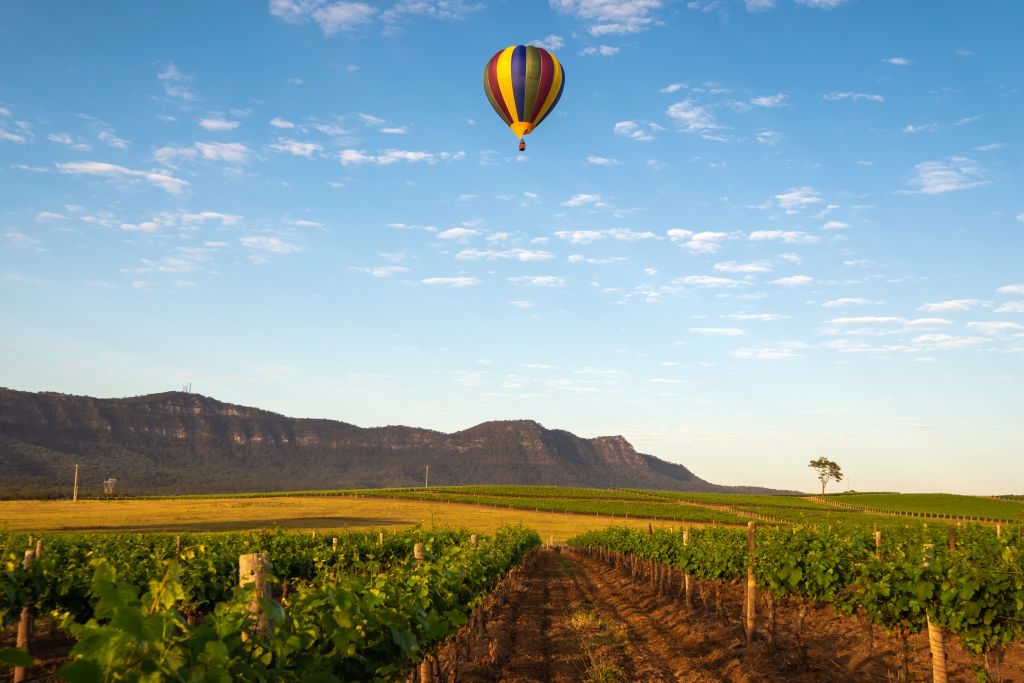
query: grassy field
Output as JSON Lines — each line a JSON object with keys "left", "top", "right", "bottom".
{"left": 0, "top": 495, "right": 692, "bottom": 544}
{"left": 4, "top": 487, "right": 1019, "bottom": 541}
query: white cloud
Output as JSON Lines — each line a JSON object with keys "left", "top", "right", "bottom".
{"left": 508, "top": 275, "right": 565, "bottom": 287}
{"left": 724, "top": 313, "right": 787, "bottom": 321}
{"left": 270, "top": 117, "right": 296, "bottom": 129}
{"left": 667, "top": 229, "right": 732, "bottom": 253}
{"left": 823, "top": 92, "right": 884, "bottom": 102}
{"left": 905, "top": 157, "right": 987, "bottom": 194}
{"left": 884, "top": 57, "right": 912, "bottom": 66}
{"left": 691, "top": 327, "right": 746, "bottom": 336}
{"left": 199, "top": 118, "right": 239, "bottom": 131}
{"left": 750, "top": 93, "right": 786, "bottom": 107}
{"left": 756, "top": 131, "right": 782, "bottom": 146}
{"left": 270, "top": 139, "right": 323, "bottom": 157}
{"left": 556, "top": 230, "right": 604, "bottom": 244}
{"left": 339, "top": 148, "right": 464, "bottom": 165}
{"left": 456, "top": 248, "right": 554, "bottom": 262}
{"left": 998, "top": 284, "right": 1024, "bottom": 296}
{"left": 918, "top": 298, "right": 983, "bottom": 312}
{"left": 562, "top": 193, "right": 603, "bottom": 207}
{"left": 35, "top": 211, "right": 68, "bottom": 221}
{"left": 531, "top": 34, "right": 565, "bottom": 50}
{"left": 771, "top": 275, "right": 813, "bottom": 286}
{"left": 509, "top": 300, "right": 535, "bottom": 308}
{"left": 660, "top": 83, "right": 686, "bottom": 93}
{"left": 271, "top": 0, "right": 377, "bottom": 34}
{"left": 903, "top": 123, "right": 940, "bottom": 134}
{"left": 966, "top": 321, "right": 1024, "bottom": 335}
{"left": 157, "top": 62, "right": 198, "bottom": 101}
{"left": 421, "top": 276, "right": 481, "bottom": 288}
{"left": 666, "top": 100, "right": 718, "bottom": 133}
{"left": 1, "top": 129, "right": 27, "bottom": 143}
{"left": 153, "top": 145, "right": 199, "bottom": 167}
{"left": 552, "top": 0, "right": 665, "bottom": 35}
{"left": 911, "top": 333, "right": 983, "bottom": 350}
{"left": 745, "top": 0, "right": 776, "bottom": 11}
{"left": 580, "top": 45, "right": 620, "bottom": 56}
{"left": 731, "top": 342, "right": 808, "bottom": 360}
{"left": 824, "top": 297, "right": 871, "bottom": 307}
{"left": 831, "top": 316, "right": 904, "bottom": 325}
{"left": 56, "top": 161, "right": 189, "bottom": 195}
{"left": 369, "top": 265, "right": 409, "bottom": 277}
{"left": 614, "top": 120, "right": 658, "bottom": 141}
{"left": 437, "top": 227, "right": 480, "bottom": 240}
{"left": 683, "top": 275, "right": 747, "bottom": 288}
{"left": 796, "top": 0, "right": 850, "bottom": 8}
{"left": 775, "top": 186, "right": 821, "bottom": 213}
{"left": 240, "top": 235, "right": 302, "bottom": 254}
{"left": 821, "top": 221, "right": 850, "bottom": 230}
{"left": 748, "top": 230, "right": 820, "bottom": 244}
{"left": 195, "top": 142, "right": 251, "bottom": 163}
{"left": 995, "top": 301, "right": 1024, "bottom": 313}
{"left": 586, "top": 156, "right": 622, "bottom": 166}
{"left": 48, "top": 133, "right": 91, "bottom": 151}
{"left": 380, "top": 127, "right": 407, "bottom": 134}
{"left": 714, "top": 260, "right": 770, "bottom": 274}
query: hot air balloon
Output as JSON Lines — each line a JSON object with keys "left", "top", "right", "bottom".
{"left": 483, "top": 45, "right": 565, "bottom": 152}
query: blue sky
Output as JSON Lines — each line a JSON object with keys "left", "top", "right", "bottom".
{"left": 2, "top": 1, "right": 1021, "bottom": 495}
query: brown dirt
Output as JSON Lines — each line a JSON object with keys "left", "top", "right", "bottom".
{"left": 430, "top": 548, "right": 1024, "bottom": 682}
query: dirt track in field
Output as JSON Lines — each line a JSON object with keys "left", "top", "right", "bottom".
{"left": 432, "top": 548, "right": 1024, "bottom": 682}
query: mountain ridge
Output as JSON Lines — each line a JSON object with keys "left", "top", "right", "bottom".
{"left": 0, "top": 387, "right": 791, "bottom": 497}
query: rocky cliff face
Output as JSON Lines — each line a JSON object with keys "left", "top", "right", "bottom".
{"left": 0, "top": 388, "right": 775, "bottom": 497}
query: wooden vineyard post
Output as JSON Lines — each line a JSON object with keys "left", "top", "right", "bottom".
{"left": 14, "top": 548, "right": 35, "bottom": 683}
{"left": 875, "top": 530, "right": 882, "bottom": 559}
{"left": 471, "top": 534, "right": 478, "bottom": 550}
{"left": 379, "top": 532, "right": 385, "bottom": 545}
{"left": 239, "top": 553, "right": 271, "bottom": 637}
{"left": 414, "top": 543, "right": 425, "bottom": 568}
{"left": 175, "top": 535, "right": 182, "bottom": 554}
{"left": 745, "top": 522, "right": 756, "bottom": 647}
{"left": 947, "top": 525, "right": 955, "bottom": 554}
{"left": 923, "top": 544, "right": 947, "bottom": 683}
{"left": 333, "top": 537, "right": 339, "bottom": 552}
{"left": 996, "top": 523, "right": 1001, "bottom": 539}
{"left": 683, "top": 527, "right": 693, "bottom": 610}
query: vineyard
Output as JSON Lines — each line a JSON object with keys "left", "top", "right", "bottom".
{"left": 1, "top": 525, "right": 539, "bottom": 681}
{"left": 3, "top": 488, "right": 1024, "bottom": 682}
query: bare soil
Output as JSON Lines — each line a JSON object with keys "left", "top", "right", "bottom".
{"left": 429, "top": 548, "right": 1024, "bottom": 682}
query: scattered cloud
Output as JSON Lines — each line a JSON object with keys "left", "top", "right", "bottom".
{"left": 581, "top": 45, "right": 620, "bottom": 56}
{"left": 56, "top": 161, "right": 189, "bottom": 195}
{"left": 561, "top": 193, "right": 604, "bottom": 207}
{"left": 748, "top": 230, "right": 819, "bottom": 244}
{"left": 667, "top": 229, "right": 733, "bottom": 253}
{"left": 904, "top": 157, "right": 988, "bottom": 194}
{"left": 421, "top": 276, "right": 481, "bottom": 287}
{"left": 967, "top": 321, "right": 1024, "bottom": 335}
{"left": 552, "top": 0, "right": 665, "bottom": 35}
{"left": 339, "top": 148, "right": 464, "bottom": 165}
{"left": 437, "top": 227, "right": 480, "bottom": 240}
{"left": 158, "top": 62, "right": 198, "bottom": 102}
{"left": 750, "top": 93, "right": 787, "bottom": 108}
{"left": 586, "top": 156, "right": 622, "bottom": 166}
{"left": 823, "top": 92, "right": 884, "bottom": 102}
{"left": 195, "top": 142, "right": 250, "bottom": 164}
{"left": 270, "top": 0, "right": 376, "bottom": 35}
{"left": 771, "top": 275, "right": 813, "bottom": 286}
{"left": 821, "top": 221, "right": 850, "bottom": 231}
{"left": 269, "top": 139, "right": 323, "bottom": 157}
{"left": 774, "top": 186, "right": 821, "bottom": 213}
{"left": 824, "top": 297, "right": 871, "bottom": 307}
{"left": 691, "top": 327, "right": 746, "bottom": 336}
{"left": 614, "top": 120, "right": 660, "bottom": 141}
{"left": 713, "top": 260, "right": 771, "bottom": 274}
{"left": 199, "top": 118, "right": 239, "bottom": 131}
{"left": 531, "top": 34, "right": 565, "bottom": 50}
{"left": 997, "top": 284, "right": 1024, "bottom": 296}
{"left": 666, "top": 100, "right": 718, "bottom": 133}
{"left": 270, "top": 117, "right": 295, "bottom": 128}
{"left": 918, "top": 298, "right": 983, "bottom": 312}
{"left": 456, "top": 248, "right": 554, "bottom": 262}
{"left": 883, "top": 57, "right": 912, "bottom": 66}
{"left": 508, "top": 275, "right": 565, "bottom": 287}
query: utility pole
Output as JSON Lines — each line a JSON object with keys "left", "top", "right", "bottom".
{"left": 425, "top": 465, "right": 429, "bottom": 488}
{"left": 73, "top": 464, "right": 79, "bottom": 502}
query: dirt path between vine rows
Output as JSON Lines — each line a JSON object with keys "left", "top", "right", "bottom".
{"left": 433, "top": 548, "right": 1024, "bottom": 682}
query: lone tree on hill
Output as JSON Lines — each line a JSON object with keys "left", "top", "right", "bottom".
{"left": 809, "top": 457, "right": 843, "bottom": 494}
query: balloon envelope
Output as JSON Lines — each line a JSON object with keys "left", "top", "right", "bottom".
{"left": 483, "top": 45, "right": 565, "bottom": 140}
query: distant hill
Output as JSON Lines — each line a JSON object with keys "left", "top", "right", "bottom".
{"left": 0, "top": 388, "right": 789, "bottom": 498}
